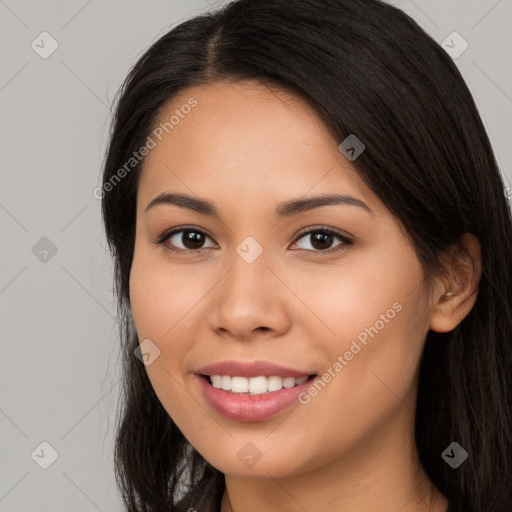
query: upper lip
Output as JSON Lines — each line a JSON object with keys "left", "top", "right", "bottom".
{"left": 196, "top": 360, "right": 316, "bottom": 379}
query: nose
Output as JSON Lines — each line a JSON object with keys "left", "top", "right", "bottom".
{"left": 208, "top": 246, "right": 291, "bottom": 341}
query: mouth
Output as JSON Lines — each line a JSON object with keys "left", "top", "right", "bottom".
{"left": 199, "top": 373, "right": 318, "bottom": 396}
{"left": 196, "top": 371, "right": 319, "bottom": 422}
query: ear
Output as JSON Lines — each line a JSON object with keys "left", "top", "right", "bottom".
{"left": 429, "top": 233, "right": 482, "bottom": 333}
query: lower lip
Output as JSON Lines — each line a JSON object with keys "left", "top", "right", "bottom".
{"left": 196, "top": 374, "right": 317, "bottom": 422}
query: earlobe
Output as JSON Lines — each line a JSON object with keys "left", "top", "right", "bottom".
{"left": 429, "top": 233, "right": 482, "bottom": 333}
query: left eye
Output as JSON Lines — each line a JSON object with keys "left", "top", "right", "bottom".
{"left": 291, "top": 228, "right": 352, "bottom": 253}
{"left": 156, "top": 227, "right": 352, "bottom": 254}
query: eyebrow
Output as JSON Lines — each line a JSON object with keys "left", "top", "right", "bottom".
{"left": 145, "top": 192, "right": 373, "bottom": 218}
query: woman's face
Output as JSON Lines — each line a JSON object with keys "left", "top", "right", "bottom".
{"left": 129, "top": 80, "right": 433, "bottom": 478}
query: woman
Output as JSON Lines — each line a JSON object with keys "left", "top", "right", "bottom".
{"left": 100, "top": 0, "right": 512, "bottom": 510}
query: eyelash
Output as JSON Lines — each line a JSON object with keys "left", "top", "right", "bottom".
{"left": 154, "top": 225, "right": 353, "bottom": 256}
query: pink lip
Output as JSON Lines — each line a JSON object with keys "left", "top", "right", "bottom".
{"left": 196, "top": 374, "right": 317, "bottom": 422}
{"left": 195, "top": 360, "right": 318, "bottom": 422}
{"left": 196, "top": 360, "right": 314, "bottom": 378}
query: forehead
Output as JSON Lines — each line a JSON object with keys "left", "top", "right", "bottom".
{"left": 137, "top": 80, "right": 373, "bottom": 211}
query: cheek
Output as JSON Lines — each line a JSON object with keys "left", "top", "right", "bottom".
{"left": 129, "top": 255, "right": 207, "bottom": 433}
{"left": 288, "top": 247, "right": 428, "bottom": 440}
{"left": 129, "top": 246, "right": 204, "bottom": 341}
{"left": 282, "top": 299, "right": 429, "bottom": 476}
{"left": 286, "top": 236, "right": 425, "bottom": 348}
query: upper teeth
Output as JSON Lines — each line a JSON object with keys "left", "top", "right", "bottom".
{"left": 210, "top": 375, "right": 308, "bottom": 394}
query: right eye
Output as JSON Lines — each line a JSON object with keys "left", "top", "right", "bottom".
{"left": 155, "top": 227, "right": 217, "bottom": 253}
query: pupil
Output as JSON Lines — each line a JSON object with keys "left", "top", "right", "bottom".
{"left": 311, "top": 232, "right": 333, "bottom": 250}
{"left": 183, "top": 230, "right": 204, "bottom": 249}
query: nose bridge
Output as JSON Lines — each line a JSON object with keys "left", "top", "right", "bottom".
{"left": 210, "top": 235, "right": 289, "bottom": 337}
{"left": 224, "top": 235, "right": 272, "bottom": 307}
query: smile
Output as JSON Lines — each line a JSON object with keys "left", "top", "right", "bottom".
{"left": 196, "top": 373, "right": 318, "bottom": 422}
{"left": 208, "top": 374, "right": 309, "bottom": 395}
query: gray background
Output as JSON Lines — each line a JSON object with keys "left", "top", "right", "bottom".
{"left": 1, "top": 0, "right": 511, "bottom": 510}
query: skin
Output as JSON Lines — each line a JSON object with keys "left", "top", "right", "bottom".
{"left": 129, "top": 80, "right": 481, "bottom": 512}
